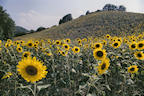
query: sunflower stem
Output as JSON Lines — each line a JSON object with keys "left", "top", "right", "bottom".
{"left": 33, "top": 82, "right": 37, "bottom": 96}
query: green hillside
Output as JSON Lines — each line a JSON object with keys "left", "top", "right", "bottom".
{"left": 15, "top": 11, "right": 144, "bottom": 40}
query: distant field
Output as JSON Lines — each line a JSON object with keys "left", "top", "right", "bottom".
{"left": 15, "top": 11, "right": 144, "bottom": 40}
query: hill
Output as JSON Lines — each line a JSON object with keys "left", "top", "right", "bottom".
{"left": 15, "top": 11, "right": 144, "bottom": 40}
{"left": 14, "top": 26, "right": 29, "bottom": 37}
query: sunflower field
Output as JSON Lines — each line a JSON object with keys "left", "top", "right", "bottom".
{"left": 0, "top": 34, "right": 144, "bottom": 96}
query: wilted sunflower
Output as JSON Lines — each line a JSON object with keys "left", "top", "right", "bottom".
{"left": 93, "top": 49, "right": 107, "bottom": 60}
{"left": 97, "top": 58, "right": 110, "bottom": 75}
{"left": 128, "top": 65, "right": 138, "bottom": 74}
{"left": 93, "top": 43, "right": 103, "bottom": 49}
{"left": 72, "top": 46, "right": 80, "bottom": 53}
{"left": 137, "top": 41, "right": 144, "bottom": 50}
{"left": 112, "top": 41, "right": 121, "bottom": 48}
{"left": 134, "top": 51, "right": 144, "bottom": 60}
{"left": 2, "top": 72, "right": 13, "bottom": 79}
{"left": 26, "top": 40, "right": 34, "bottom": 48}
{"left": 129, "top": 42, "right": 137, "bottom": 50}
{"left": 63, "top": 44, "right": 70, "bottom": 50}
{"left": 22, "top": 51, "right": 31, "bottom": 58}
{"left": 16, "top": 46, "right": 23, "bottom": 53}
{"left": 17, "top": 57, "right": 48, "bottom": 83}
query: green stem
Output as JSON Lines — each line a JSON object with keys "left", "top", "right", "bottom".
{"left": 33, "top": 82, "right": 37, "bottom": 96}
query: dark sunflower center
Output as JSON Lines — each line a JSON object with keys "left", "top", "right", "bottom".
{"left": 62, "top": 52, "right": 65, "bottom": 54}
{"left": 130, "top": 67, "right": 135, "bottom": 71}
{"left": 138, "top": 43, "right": 143, "bottom": 47}
{"left": 107, "top": 36, "right": 109, "bottom": 38}
{"left": 131, "top": 44, "right": 136, "bottom": 48}
{"left": 28, "top": 43, "right": 32, "bottom": 46}
{"left": 114, "top": 43, "right": 118, "bottom": 46}
{"left": 101, "top": 63, "right": 106, "bottom": 70}
{"left": 24, "top": 53, "right": 28, "bottom": 57}
{"left": 67, "top": 40, "right": 69, "bottom": 42}
{"left": 26, "top": 66, "right": 37, "bottom": 75}
{"left": 75, "top": 48, "right": 78, "bottom": 51}
{"left": 56, "top": 42, "right": 59, "bottom": 44}
{"left": 18, "top": 48, "right": 21, "bottom": 50}
{"left": 65, "top": 45, "right": 68, "bottom": 48}
{"left": 96, "top": 44, "right": 100, "bottom": 48}
{"left": 137, "top": 53, "right": 142, "bottom": 57}
{"left": 96, "top": 51, "right": 103, "bottom": 57}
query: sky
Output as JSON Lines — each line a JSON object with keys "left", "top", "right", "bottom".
{"left": 0, "top": 0, "right": 144, "bottom": 30}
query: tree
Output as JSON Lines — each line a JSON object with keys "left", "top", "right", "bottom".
{"left": 118, "top": 5, "right": 126, "bottom": 11}
{"left": 103, "top": 4, "right": 118, "bottom": 11}
{"left": 59, "top": 14, "right": 72, "bottom": 24}
{"left": 86, "top": 10, "right": 90, "bottom": 15}
{"left": 0, "top": 5, "right": 15, "bottom": 40}
{"left": 36, "top": 27, "right": 46, "bottom": 32}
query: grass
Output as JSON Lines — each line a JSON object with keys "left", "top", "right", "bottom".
{"left": 15, "top": 11, "right": 144, "bottom": 40}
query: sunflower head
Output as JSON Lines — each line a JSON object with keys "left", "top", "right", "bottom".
{"left": 137, "top": 41, "right": 144, "bottom": 50}
{"left": 55, "top": 40, "right": 61, "bottom": 45}
{"left": 17, "top": 57, "right": 48, "bottom": 83}
{"left": 65, "top": 38, "right": 71, "bottom": 43}
{"left": 96, "top": 58, "right": 110, "bottom": 75}
{"left": 112, "top": 41, "right": 121, "bottom": 48}
{"left": 93, "top": 43, "right": 103, "bottom": 49}
{"left": 63, "top": 44, "right": 70, "bottom": 50}
{"left": 26, "top": 40, "right": 34, "bottom": 48}
{"left": 93, "top": 49, "right": 107, "bottom": 60}
{"left": 129, "top": 42, "right": 137, "bottom": 50}
{"left": 128, "top": 65, "right": 138, "bottom": 74}
{"left": 16, "top": 46, "right": 23, "bottom": 53}
{"left": 22, "top": 51, "right": 31, "bottom": 58}
{"left": 106, "top": 34, "right": 111, "bottom": 39}
{"left": 60, "top": 50, "right": 68, "bottom": 56}
{"left": 134, "top": 51, "right": 144, "bottom": 60}
{"left": 72, "top": 46, "right": 80, "bottom": 53}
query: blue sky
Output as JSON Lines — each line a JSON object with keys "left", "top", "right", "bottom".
{"left": 0, "top": 0, "right": 144, "bottom": 30}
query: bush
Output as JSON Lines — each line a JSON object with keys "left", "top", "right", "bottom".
{"left": 59, "top": 14, "right": 73, "bottom": 24}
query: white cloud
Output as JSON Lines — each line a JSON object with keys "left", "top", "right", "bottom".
{"left": 17, "top": 10, "right": 61, "bottom": 30}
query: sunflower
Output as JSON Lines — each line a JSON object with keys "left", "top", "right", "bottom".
{"left": 128, "top": 65, "right": 138, "bottom": 74}
{"left": 106, "top": 34, "right": 111, "bottom": 39}
{"left": 93, "top": 49, "right": 107, "bottom": 60}
{"left": 26, "top": 40, "right": 34, "bottom": 48}
{"left": 93, "top": 42, "right": 103, "bottom": 49}
{"left": 45, "top": 51, "right": 52, "bottom": 56}
{"left": 65, "top": 38, "right": 71, "bottom": 43}
{"left": 60, "top": 50, "right": 68, "bottom": 56}
{"left": 22, "top": 51, "right": 31, "bottom": 58}
{"left": 134, "top": 51, "right": 144, "bottom": 60}
{"left": 55, "top": 40, "right": 61, "bottom": 45}
{"left": 63, "top": 44, "right": 70, "bottom": 50}
{"left": 117, "top": 37, "right": 122, "bottom": 43}
{"left": 17, "top": 57, "right": 48, "bottom": 83}
{"left": 16, "top": 46, "right": 23, "bottom": 53}
{"left": 137, "top": 41, "right": 144, "bottom": 50}
{"left": 72, "top": 46, "right": 80, "bottom": 53}
{"left": 129, "top": 42, "right": 137, "bottom": 50}
{"left": 35, "top": 40, "right": 39, "bottom": 45}
{"left": 112, "top": 41, "right": 121, "bottom": 48}
{"left": 5, "top": 43, "right": 11, "bottom": 48}
{"left": 97, "top": 58, "right": 110, "bottom": 75}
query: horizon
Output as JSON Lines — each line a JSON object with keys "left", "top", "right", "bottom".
{"left": 0, "top": 0, "right": 144, "bottom": 30}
